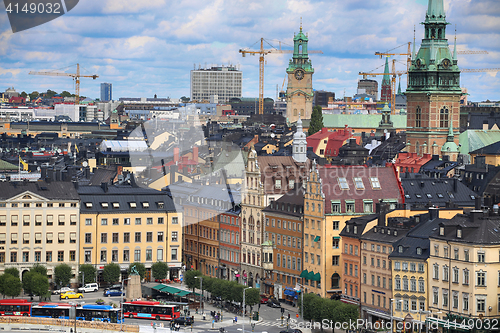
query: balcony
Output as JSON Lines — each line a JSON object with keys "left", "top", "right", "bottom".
{"left": 263, "top": 262, "right": 273, "bottom": 270}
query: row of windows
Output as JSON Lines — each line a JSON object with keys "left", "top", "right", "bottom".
{"left": 220, "top": 230, "right": 239, "bottom": 245}
{"left": 0, "top": 214, "right": 77, "bottom": 226}
{"left": 364, "top": 273, "right": 392, "bottom": 289}
{"left": 331, "top": 201, "right": 374, "bottom": 214}
{"left": 84, "top": 201, "right": 165, "bottom": 209}
{"left": 304, "top": 218, "right": 319, "bottom": 230}
{"left": 431, "top": 289, "right": 472, "bottom": 312}
{"left": 84, "top": 248, "right": 177, "bottom": 263}
{"left": 305, "top": 201, "right": 322, "bottom": 213}
{"left": 242, "top": 252, "right": 260, "bottom": 266}
{"left": 186, "top": 240, "right": 219, "bottom": 259}
{"left": 363, "top": 292, "right": 395, "bottom": 309}
{"left": 269, "top": 233, "right": 302, "bottom": 249}
{"left": 394, "top": 275, "right": 425, "bottom": 292}
{"left": 276, "top": 254, "right": 302, "bottom": 271}
{"left": 363, "top": 256, "right": 391, "bottom": 269}
{"left": 84, "top": 216, "right": 175, "bottom": 226}
{"left": 394, "top": 261, "right": 424, "bottom": 273}
{"left": 0, "top": 250, "right": 76, "bottom": 263}
{"left": 432, "top": 264, "right": 473, "bottom": 285}
{"left": 432, "top": 246, "right": 487, "bottom": 262}
{"left": 268, "top": 218, "right": 302, "bottom": 232}
{"left": 0, "top": 202, "right": 77, "bottom": 208}
{"left": 0, "top": 232, "right": 76, "bottom": 244}
{"left": 186, "top": 224, "right": 219, "bottom": 239}
{"left": 84, "top": 231, "right": 175, "bottom": 244}
{"left": 304, "top": 252, "right": 320, "bottom": 265}
{"left": 393, "top": 298, "right": 426, "bottom": 312}
{"left": 220, "top": 248, "right": 239, "bottom": 264}
{"left": 304, "top": 234, "right": 319, "bottom": 249}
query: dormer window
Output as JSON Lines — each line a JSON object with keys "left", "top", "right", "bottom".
{"left": 157, "top": 202, "right": 164, "bottom": 208}
{"left": 353, "top": 226, "right": 358, "bottom": 234}
{"left": 398, "top": 245, "right": 403, "bottom": 253}
{"left": 142, "top": 202, "right": 149, "bottom": 208}
{"left": 112, "top": 202, "right": 120, "bottom": 208}
{"left": 338, "top": 177, "right": 349, "bottom": 190}
{"left": 346, "top": 225, "right": 350, "bottom": 233}
{"left": 101, "top": 202, "right": 108, "bottom": 208}
{"left": 381, "top": 228, "right": 385, "bottom": 234}
{"left": 439, "top": 226, "right": 445, "bottom": 236}
{"left": 129, "top": 202, "right": 137, "bottom": 208}
{"left": 387, "top": 229, "right": 391, "bottom": 235}
{"left": 85, "top": 202, "right": 92, "bottom": 208}
{"left": 394, "top": 231, "right": 398, "bottom": 236}
{"left": 417, "top": 247, "right": 422, "bottom": 255}
{"left": 457, "top": 228, "right": 462, "bottom": 238}
{"left": 374, "top": 227, "right": 377, "bottom": 233}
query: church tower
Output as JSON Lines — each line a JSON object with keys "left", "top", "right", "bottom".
{"left": 380, "top": 57, "right": 391, "bottom": 103}
{"left": 286, "top": 25, "right": 314, "bottom": 123}
{"left": 406, "top": 0, "right": 461, "bottom": 159}
{"left": 292, "top": 116, "right": 308, "bottom": 163}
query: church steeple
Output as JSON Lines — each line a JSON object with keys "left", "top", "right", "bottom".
{"left": 380, "top": 57, "right": 391, "bottom": 102}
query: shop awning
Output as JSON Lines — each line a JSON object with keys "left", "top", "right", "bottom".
{"left": 333, "top": 236, "right": 340, "bottom": 239}
{"left": 299, "top": 270, "right": 309, "bottom": 278}
{"left": 284, "top": 288, "right": 296, "bottom": 297}
{"left": 312, "top": 272, "right": 321, "bottom": 282}
{"left": 175, "top": 290, "right": 191, "bottom": 297}
{"left": 307, "top": 271, "right": 315, "bottom": 280}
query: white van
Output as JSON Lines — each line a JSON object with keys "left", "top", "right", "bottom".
{"left": 78, "top": 283, "right": 99, "bottom": 293}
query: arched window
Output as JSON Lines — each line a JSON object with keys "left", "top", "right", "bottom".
{"left": 415, "top": 106, "right": 421, "bottom": 127}
{"left": 440, "top": 107, "right": 449, "bottom": 128}
{"left": 331, "top": 273, "right": 340, "bottom": 289}
{"left": 298, "top": 43, "right": 303, "bottom": 54}
{"left": 438, "top": 28, "right": 442, "bottom": 39}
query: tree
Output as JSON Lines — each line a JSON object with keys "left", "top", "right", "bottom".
{"left": 128, "top": 263, "right": 146, "bottom": 280}
{"left": 45, "top": 90, "right": 58, "bottom": 98}
{"left": 30, "top": 273, "right": 50, "bottom": 300}
{"left": 184, "top": 270, "right": 202, "bottom": 291}
{"left": 3, "top": 274, "right": 22, "bottom": 298}
{"left": 103, "top": 263, "right": 121, "bottom": 284}
{"left": 308, "top": 105, "right": 324, "bottom": 136}
{"left": 151, "top": 262, "right": 169, "bottom": 281}
{"left": 60, "top": 91, "right": 72, "bottom": 97}
{"left": 79, "top": 264, "right": 97, "bottom": 285}
{"left": 4, "top": 267, "right": 19, "bottom": 279}
{"left": 244, "top": 288, "right": 260, "bottom": 314}
{"left": 180, "top": 96, "right": 190, "bottom": 103}
{"left": 29, "top": 91, "right": 39, "bottom": 101}
{"left": 20, "top": 91, "right": 28, "bottom": 98}
{"left": 54, "top": 264, "right": 72, "bottom": 287}
{"left": 31, "top": 263, "right": 48, "bottom": 277}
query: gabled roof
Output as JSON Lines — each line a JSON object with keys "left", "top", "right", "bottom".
{"left": 470, "top": 140, "right": 500, "bottom": 155}
{"left": 339, "top": 214, "right": 379, "bottom": 238}
{"left": 459, "top": 130, "right": 500, "bottom": 155}
{"left": 0, "top": 181, "right": 79, "bottom": 200}
{"left": 257, "top": 156, "right": 310, "bottom": 195}
{"left": 431, "top": 212, "right": 500, "bottom": 245}
{"left": 263, "top": 185, "right": 304, "bottom": 218}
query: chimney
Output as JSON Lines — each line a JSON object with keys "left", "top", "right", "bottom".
{"left": 193, "top": 146, "right": 199, "bottom": 163}
{"left": 376, "top": 202, "right": 388, "bottom": 226}
{"left": 475, "top": 196, "right": 482, "bottom": 210}
{"left": 101, "top": 182, "right": 108, "bottom": 193}
{"left": 170, "top": 165, "right": 178, "bottom": 185}
{"left": 453, "top": 178, "right": 458, "bottom": 192}
{"left": 470, "top": 210, "right": 483, "bottom": 223}
{"left": 130, "top": 173, "right": 138, "bottom": 188}
{"left": 85, "top": 167, "right": 90, "bottom": 179}
{"left": 174, "top": 147, "right": 180, "bottom": 164}
{"left": 41, "top": 166, "right": 48, "bottom": 179}
{"left": 73, "top": 181, "right": 79, "bottom": 190}
{"left": 428, "top": 207, "right": 439, "bottom": 220}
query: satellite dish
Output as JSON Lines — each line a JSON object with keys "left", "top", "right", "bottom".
{"left": 82, "top": 161, "right": 88, "bottom": 167}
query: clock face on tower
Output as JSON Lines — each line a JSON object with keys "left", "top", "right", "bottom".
{"left": 294, "top": 69, "right": 305, "bottom": 80}
{"left": 442, "top": 59, "right": 450, "bottom": 69}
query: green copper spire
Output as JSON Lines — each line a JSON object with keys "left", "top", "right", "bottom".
{"left": 441, "top": 116, "right": 458, "bottom": 152}
{"left": 382, "top": 57, "right": 390, "bottom": 85}
{"left": 453, "top": 28, "right": 458, "bottom": 61}
{"left": 425, "top": 0, "right": 447, "bottom": 24}
{"left": 397, "top": 80, "right": 402, "bottom": 95}
{"left": 287, "top": 25, "right": 314, "bottom": 73}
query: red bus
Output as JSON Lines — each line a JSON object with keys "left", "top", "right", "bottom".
{"left": 0, "top": 299, "right": 32, "bottom": 316}
{"left": 122, "top": 301, "right": 180, "bottom": 321}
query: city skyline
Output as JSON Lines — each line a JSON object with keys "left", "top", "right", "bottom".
{"left": 0, "top": 0, "right": 499, "bottom": 102}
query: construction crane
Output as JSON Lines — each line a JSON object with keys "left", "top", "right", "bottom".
{"left": 461, "top": 68, "right": 500, "bottom": 73}
{"left": 239, "top": 38, "right": 322, "bottom": 114}
{"left": 29, "top": 63, "right": 98, "bottom": 104}
{"left": 359, "top": 59, "right": 405, "bottom": 114}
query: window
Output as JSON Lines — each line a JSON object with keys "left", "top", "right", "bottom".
{"left": 34, "top": 251, "right": 41, "bottom": 262}
{"left": 84, "top": 250, "right": 90, "bottom": 263}
{"left": 11, "top": 215, "right": 18, "bottom": 226}
{"left": 172, "top": 217, "right": 178, "bottom": 224}
{"left": 476, "top": 271, "right": 486, "bottom": 286}
{"left": 157, "top": 249, "right": 163, "bottom": 261}
{"left": 332, "top": 221, "right": 339, "bottom": 230}
{"left": 464, "top": 249, "right": 469, "bottom": 262}
{"left": 410, "top": 263, "right": 416, "bottom": 272}
{"left": 135, "top": 232, "right": 141, "bottom": 242}
{"left": 23, "top": 215, "right": 30, "bottom": 226}
{"left": 463, "top": 269, "right": 469, "bottom": 285}
{"left": 332, "top": 255, "right": 339, "bottom": 265}
{"left": 415, "top": 106, "right": 421, "bottom": 127}
{"left": 23, "top": 251, "right": 29, "bottom": 262}
{"left": 101, "top": 218, "right": 107, "bottom": 226}
{"left": 111, "top": 250, "right": 118, "bottom": 262}
{"left": 477, "top": 298, "right": 486, "bottom": 312}
{"left": 172, "top": 231, "right": 178, "bottom": 242}
{"left": 453, "top": 267, "right": 459, "bottom": 283}
{"left": 171, "top": 248, "right": 178, "bottom": 261}
{"left": 70, "top": 215, "right": 77, "bottom": 225}
{"left": 419, "top": 278, "right": 425, "bottom": 292}
{"left": 134, "top": 249, "right": 141, "bottom": 261}
{"left": 85, "top": 218, "right": 92, "bottom": 226}
{"left": 146, "top": 249, "right": 152, "bottom": 261}
{"left": 453, "top": 291, "right": 459, "bottom": 309}
{"left": 443, "top": 265, "right": 449, "bottom": 281}
{"left": 433, "top": 264, "right": 439, "bottom": 280}
{"left": 146, "top": 232, "right": 153, "bottom": 242}
{"left": 158, "top": 232, "right": 164, "bottom": 242}
{"left": 369, "top": 177, "right": 381, "bottom": 189}
{"left": 332, "top": 238, "right": 339, "bottom": 249}
{"left": 85, "top": 233, "right": 92, "bottom": 244}
{"left": 112, "top": 233, "right": 119, "bottom": 243}
{"left": 100, "top": 250, "right": 106, "bottom": 262}
{"left": 331, "top": 202, "right": 341, "bottom": 214}
{"left": 101, "top": 233, "right": 107, "bottom": 243}
{"left": 124, "top": 232, "right": 130, "bottom": 243}
{"left": 418, "top": 263, "right": 425, "bottom": 272}
{"left": 364, "top": 201, "right": 373, "bottom": 213}
{"left": 478, "top": 252, "right": 485, "bottom": 263}
{"left": 275, "top": 179, "right": 281, "bottom": 189}
{"left": 124, "top": 218, "right": 130, "bottom": 225}
{"left": 354, "top": 177, "right": 364, "bottom": 189}
{"left": 338, "top": 177, "right": 349, "bottom": 190}
{"left": 403, "top": 276, "right": 408, "bottom": 291}
{"left": 433, "top": 287, "right": 438, "bottom": 304}
{"left": 135, "top": 218, "right": 141, "bottom": 225}
{"left": 346, "top": 201, "right": 355, "bottom": 213}
{"left": 123, "top": 250, "right": 129, "bottom": 261}
{"left": 411, "top": 278, "right": 416, "bottom": 291}
{"left": 440, "top": 106, "right": 449, "bottom": 128}
{"left": 395, "top": 261, "right": 401, "bottom": 270}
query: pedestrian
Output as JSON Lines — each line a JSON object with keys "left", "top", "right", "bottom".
{"left": 234, "top": 316, "right": 237, "bottom": 323}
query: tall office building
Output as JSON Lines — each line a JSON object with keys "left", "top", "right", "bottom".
{"left": 190, "top": 65, "right": 242, "bottom": 103}
{"left": 100, "top": 83, "right": 112, "bottom": 101}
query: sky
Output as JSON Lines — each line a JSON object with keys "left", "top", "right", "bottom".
{"left": 0, "top": 0, "right": 499, "bottom": 102}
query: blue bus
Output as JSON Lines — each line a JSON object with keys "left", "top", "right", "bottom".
{"left": 31, "top": 303, "right": 122, "bottom": 323}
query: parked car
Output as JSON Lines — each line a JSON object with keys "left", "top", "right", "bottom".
{"left": 267, "top": 300, "right": 281, "bottom": 308}
{"left": 52, "top": 287, "right": 74, "bottom": 295}
{"left": 78, "top": 283, "right": 99, "bottom": 293}
{"left": 104, "top": 284, "right": 122, "bottom": 291}
{"left": 60, "top": 291, "right": 84, "bottom": 299}
{"left": 260, "top": 294, "right": 269, "bottom": 304}
{"left": 104, "top": 289, "right": 125, "bottom": 297}
{"left": 173, "top": 316, "right": 193, "bottom": 325}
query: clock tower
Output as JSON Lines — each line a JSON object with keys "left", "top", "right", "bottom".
{"left": 286, "top": 26, "right": 314, "bottom": 123}
{"left": 406, "top": 0, "right": 461, "bottom": 159}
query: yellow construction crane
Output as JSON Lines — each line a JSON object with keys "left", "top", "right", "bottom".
{"left": 461, "top": 68, "right": 500, "bottom": 73}
{"left": 29, "top": 63, "right": 98, "bottom": 104}
{"left": 239, "top": 38, "right": 322, "bottom": 114}
{"left": 359, "top": 59, "right": 405, "bottom": 114}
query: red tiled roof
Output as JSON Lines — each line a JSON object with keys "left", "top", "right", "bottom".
{"left": 317, "top": 164, "right": 404, "bottom": 214}
{"left": 395, "top": 152, "right": 433, "bottom": 173}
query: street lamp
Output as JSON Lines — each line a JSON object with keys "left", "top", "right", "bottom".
{"left": 121, "top": 277, "right": 132, "bottom": 331}
{"left": 195, "top": 276, "right": 204, "bottom": 315}
{"left": 411, "top": 309, "right": 430, "bottom": 333}
{"left": 242, "top": 287, "right": 252, "bottom": 333}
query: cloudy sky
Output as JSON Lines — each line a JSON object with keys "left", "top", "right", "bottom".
{"left": 0, "top": 0, "right": 499, "bottom": 102}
